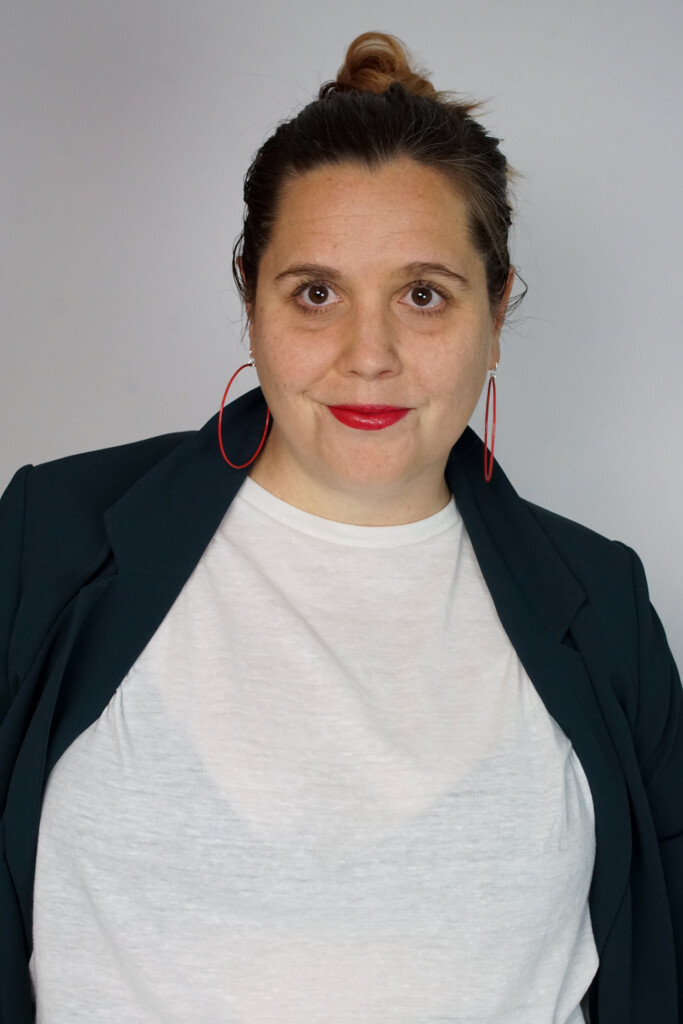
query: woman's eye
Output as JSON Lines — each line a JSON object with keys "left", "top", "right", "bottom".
{"left": 401, "top": 283, "right": 446, "bottom": 313}
{"left": 294, "top": 281, "right": 341, "bottom": 313}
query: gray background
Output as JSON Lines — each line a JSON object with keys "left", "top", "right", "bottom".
{"left": 2, "top": 0, "right": 682, "bottom": 666}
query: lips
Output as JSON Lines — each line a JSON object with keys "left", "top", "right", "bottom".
{"left": 327, "top": 404, "right": 410, "bottom": 431}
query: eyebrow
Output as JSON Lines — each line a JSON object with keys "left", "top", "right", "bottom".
{"left": 273, "top": 261, "right": 470, "bottom": 287}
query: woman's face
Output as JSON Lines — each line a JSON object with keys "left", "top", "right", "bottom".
{"left": 247, "top": 157, "right": 512, "bottom": 524}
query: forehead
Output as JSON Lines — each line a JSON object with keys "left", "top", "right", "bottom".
{"left": 265, "top": 158, "right": 476, "bottom": 268}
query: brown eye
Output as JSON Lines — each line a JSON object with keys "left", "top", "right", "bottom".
{"left": 411, "top": 286, "right": 433, "bottom": 307}
{"left": 400, "top": 281, "right": 448, "bottom": 314}
{"left": 293, "top": 280, "right": 340, "bottom": 314}
{"left": 307, "top": 284, "right": 330, "bottom": 305}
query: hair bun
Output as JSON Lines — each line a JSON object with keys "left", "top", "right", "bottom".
{"left": 319, "top": 31, "right": 438, "bottom": 100}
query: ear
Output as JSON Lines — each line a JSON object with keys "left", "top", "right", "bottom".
{"left": 237, "top": 256, "right": 255, "bottom": 330}
{"left": 488, "top": 268, "right": 515, "bottom": 370}
{"left": 493, "top": 266, "right": 515, "bottom": 336}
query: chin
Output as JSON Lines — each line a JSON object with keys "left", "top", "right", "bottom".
{"left": 325, "top": 461, "right": 418, "bottom": 495}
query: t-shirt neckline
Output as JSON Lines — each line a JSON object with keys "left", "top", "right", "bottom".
{"left": 235, "top": 476, "right": 460, "bottom": 548}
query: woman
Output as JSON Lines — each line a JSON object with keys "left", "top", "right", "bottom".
{"left": 0, "top": 31, "right": 680, "bottom": 1024}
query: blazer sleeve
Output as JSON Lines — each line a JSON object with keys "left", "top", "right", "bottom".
{"left": 621, "top": 542, "right": 683, "bottom": 1009}
{"left": 0, "top": 465, "right": 31, "bottom": 725}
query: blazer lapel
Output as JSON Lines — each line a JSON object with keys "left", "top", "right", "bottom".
{"left": 5, "top": 388, "right": 268, "bottom": 949}
{"left": 446, "top": 432, "right": 632, "bottom": 961}
{"left": 48, "top": 385, "right": 273, "bottom": 769}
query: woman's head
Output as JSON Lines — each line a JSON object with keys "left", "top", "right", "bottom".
{"left": 233, "top": 31, "right": 520, "bottom": 321}
{"left": 235, "top": 32, "right": 521, "bottom": 523}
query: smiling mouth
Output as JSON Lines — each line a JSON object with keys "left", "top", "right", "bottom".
{"left": 327, "top": 405, "right": 411, "bottom": 431}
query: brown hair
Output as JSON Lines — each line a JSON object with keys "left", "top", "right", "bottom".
{"left": 232, "top": 31, "right": 524, "bottom": 319}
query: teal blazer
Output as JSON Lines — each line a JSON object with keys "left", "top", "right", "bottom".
{"left": 1, "top": 387, "right": 681, "bottom": 1023}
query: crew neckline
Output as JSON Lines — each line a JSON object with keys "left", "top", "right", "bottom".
{"left": 234, "top": 476, "right": 460, "bottom": 548}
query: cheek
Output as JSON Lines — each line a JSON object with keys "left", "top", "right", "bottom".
{"left": 411, "top": 333, "right": 490, "bottom": 400}
{"left": 255, "top": 328, "right": 323, "bottom": 394}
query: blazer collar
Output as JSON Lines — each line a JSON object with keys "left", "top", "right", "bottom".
{"left": 103, "top": 386, "right": 585, "bottom": 639}
{"left": 444, "top": 431, "right": 586, "bottom": 641}
{"left": 103, "top": 387, "right": 263, "bottom": 580}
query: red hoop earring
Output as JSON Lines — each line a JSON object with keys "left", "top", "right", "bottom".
{"left": 218, "top": 360, "right": 271, "bottom": 469}
{"left": 484, "top": 364, "right": 497, "bottom": 483}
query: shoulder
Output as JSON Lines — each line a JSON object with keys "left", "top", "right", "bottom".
{"left": 452, "top": 427, "right": 640, "bottom": 603}
{"left": 2, "top": 429, "right": 194, "bottom": 546}
{"left": 6, "top": 429, "right": 193, "bottom": 557}
{"left": 522, "top": 497, "right": 635, "bottom": 580}
{"left": 521, "top": 497, "right": 646, "bottom": 662}
{"left": 522, "top": 496, "right": 641, "bottom": 608}
{"left": 0, "top": 430, "right": 195, "bottom": 680}
{"left": 26, "top": 425, "right": 194, "bottom": 532}
{"left": 23, "top": 428, "right": 195, "bottom": 512}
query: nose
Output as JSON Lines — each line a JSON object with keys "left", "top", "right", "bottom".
{"left": 337, "top": 306, "right": 401, "bottom": 380}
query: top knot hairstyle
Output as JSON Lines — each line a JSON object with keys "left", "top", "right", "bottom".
{"left": 232, "top": 31, "right": 523, "bottom": 320}
{"left": 318, "top": 31, "right": 444, "bottom": 101}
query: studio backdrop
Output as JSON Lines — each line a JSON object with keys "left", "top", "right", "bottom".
{"left": 1, "top": 0, "right": 681, "bottom": 665}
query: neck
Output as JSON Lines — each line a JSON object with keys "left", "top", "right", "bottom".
{"left": 248, "top": 450, "right": 451, "bottom": 527}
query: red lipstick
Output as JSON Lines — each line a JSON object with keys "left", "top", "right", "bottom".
{"left": 327, "top": 404, "right": 410, "bottom": 430}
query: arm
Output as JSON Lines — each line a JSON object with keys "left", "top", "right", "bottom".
{"left": 621, "top": 543, "right": 683, "bottom": 1013}
{"left": 0, "top": 466, "right": 32, "bottom": 725}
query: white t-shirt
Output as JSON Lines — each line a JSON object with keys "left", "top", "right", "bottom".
{"left": 30, "top": 477, "right": 598, "bottom": 1023}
